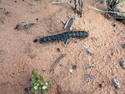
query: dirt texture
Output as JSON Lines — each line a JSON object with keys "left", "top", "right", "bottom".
{"left": 0, "top": 0, "right": 125, "bottom": 94}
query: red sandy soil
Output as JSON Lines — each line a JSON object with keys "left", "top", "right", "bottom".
{"left": 0, "top": 0, "right": 125, "bottom": 94}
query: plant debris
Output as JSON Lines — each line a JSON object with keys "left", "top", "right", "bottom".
{"left": 105, "top": 0, "right": 125, "bottom": 24}
{"left": 31, "top": 70, "right": 51, "bottom": 94}
{"left": 0, "top": 8, "right": 9, "bottom": 15}
{"left": 112, "top": 78, "right": 120, "bottom": 89}
{"left": 63, "top": 16, "right": 77, "bottom": 31}
{"left": 73, "top": 0, "right": 84, "bottom": 17}
{"left": 51, "top": 1, "right": 71, "bottom": 5}
{"left": 14, "top": 22, "right": 35, "bottom": 33}
{"left": 63, "top": 39, "right": 69, "bottom": 47}
{"left": 81, "top": 44, "right": 94, "bottom": 55}
{"left": 0, "top": 17, "right": 5, "bottom": 24}
{"left": 86, "top": 75, "right": 96, "bottom": 82}
{"left": 69, "top": 16, "right": 76, "bottom": 31}
{"left": 50, "top": 54, "right": 66, "bottom": 73}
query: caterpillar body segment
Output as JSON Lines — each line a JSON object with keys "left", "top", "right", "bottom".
{"left": 35, "top": 31, "right": 88, "bottom": 44}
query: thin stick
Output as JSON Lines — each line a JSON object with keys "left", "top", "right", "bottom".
{"left": 64, "top": 18, "right": 71, "bottom": 29}
{"left": 81, "top": 43, "right": 94, "bottom": 55}
{"left": 61, "top": 19, "right": 66, "bottom": 25}
{"left": 51, "top": 1, "right": 68, "bottom": 5}
{"left": 51, "top": 0, "right": 72, "bottom": 5}
{"left": 50, "top": 54, "right": 66, "bottom": 73}
{"left": 24, "top": 1, "right": 35, "bottom": 6}
{"left": 64, "top": 16, "right": 78, "bottom": 30}
{"left": 69, "top": 16, "right": 76, "bottom": 31}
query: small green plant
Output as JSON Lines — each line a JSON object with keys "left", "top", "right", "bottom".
{"left": 119, "top": 0, "right": 125, "bottom": 2}
{"left": 32, "top": 70, "right": 51, "bottom": 94}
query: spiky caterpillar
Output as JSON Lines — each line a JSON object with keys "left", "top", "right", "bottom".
{"left": 34, "top": 31, "right": 88, "bottom": 43}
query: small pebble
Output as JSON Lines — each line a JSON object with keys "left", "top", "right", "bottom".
{"left": 57, "top": 48, "right": 61, "bottom": 52}
{"left": 122, "top": 44, "right": 125, "bottom": 48}
{"left": 100, "top": 0, "right": 104, "bottom": 4}
{"left": 69, "top": 69, "right": 73, "bottom": 73}
{"left": 33, "top": 39, "right": 38, "bottom": 43}
{"left": 31, "top": 10, "right": 36, "bottom": 14}
{"left": 35, "top": 18, "right": 39, "bottom": 21}
{"left": 98, "top": 84, "right": 102, "bottom": 88}
{"left": 14, "top": 0, "right": 17, "bottom": 3}
{"left": 42, "top": 69, "right": 46, "bottom": 72}
{"left": 73, "top": 40, "right": 77, "bottom": 43}
{"left": 72, "top": 65, "right": 77, "bottom": 70}
{"left": 119, "top": 61, "right": 125, "bottom": 69}
{"left": 59, "top": 64, "right": 63, "bottom": 66}
{"left": 112, "top": 23, "right": 116, "bottom": 27}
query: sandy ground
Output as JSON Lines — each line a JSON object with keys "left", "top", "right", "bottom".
{"left": 0, "top": 0, "right": 125, "bottom": 94}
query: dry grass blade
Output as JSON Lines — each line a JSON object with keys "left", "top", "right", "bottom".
{"left": 88, "top": 6, "right": 125, "bottom": 14}
{"left": 64, "top": 16, "right": 78, "bottom": 31}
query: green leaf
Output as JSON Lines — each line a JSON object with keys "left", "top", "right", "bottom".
{"left": 35, "top": 90, "right": 39, "bottom": 94}
{"left": 42, "top": 89, "right": 48, "bottom": 93}
{"left": 32, "top": 70, "right": 37, "bottom": 79}
{"left": 31, "top": 71, "right": 51, "bottom": 94}
{"left": 38, "top": 74, "right": 44, "bottom": 81}
{"left": 32, "top": 87, "right": 34, "bottom": 91}
{"left": 47, "top": 80, "right": 51, "bottom": 85}
{"left": 32, "top": 79, "right": 37, "bottom": 85}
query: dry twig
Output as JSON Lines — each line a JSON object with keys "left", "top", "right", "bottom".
{"left": 50, "top": 54, "right": 66, "bottom": 73}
